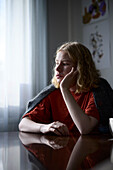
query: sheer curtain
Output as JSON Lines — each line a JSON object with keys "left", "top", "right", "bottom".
{"left": 0, "top": 0, "right": 47, "bottom": 131}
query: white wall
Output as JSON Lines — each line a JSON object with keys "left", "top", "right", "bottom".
{"left": 99, "top": 0, "right": 113, "bottom": 88}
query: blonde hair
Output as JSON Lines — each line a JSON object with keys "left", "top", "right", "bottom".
{"left": 51, "top": 42, "right": 100, "bottom": 93}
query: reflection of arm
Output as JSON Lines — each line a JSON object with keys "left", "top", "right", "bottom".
{"left": 19, "top": 132, "right": 43, "bottom": 145}
{"left": 66, "top": 136, "right": 99, "bottom": 170}
{"left": 66, "top": 136, "right": 85, "bottom": 170}
{"left": 19, "top": 132, "right": 69, "bottom": 150}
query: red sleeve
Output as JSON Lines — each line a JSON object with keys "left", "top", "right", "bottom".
{"left": 23, "top": 95, "right": 51, "bottom": 124}
{"left": 85, "top": 92, "right": 100, "bottom": 121}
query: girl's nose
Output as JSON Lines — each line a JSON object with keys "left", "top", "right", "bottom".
{"left": 55, "top": 63, "right": 62, "bottom": 72}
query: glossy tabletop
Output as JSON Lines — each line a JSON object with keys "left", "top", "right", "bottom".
{"left": 0, "top": 131, "right": 113, "bottom": 170}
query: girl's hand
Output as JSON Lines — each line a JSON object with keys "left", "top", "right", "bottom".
{"left": 40, "top": 121, "right": 69, "bottom": 136}
{"left": 60, "top": 67, "right": 78, "bottom": 90}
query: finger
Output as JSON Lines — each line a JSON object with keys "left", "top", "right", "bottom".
{"left": 49, "top": 127, "right": 62, "bottom": 136}
{"left": 56, "top": 125, "right": 68, "bottom": 136}
{"left": 65, "top": 67, "right": 76, "bottom": 79}
{"left": 59, "top": 126, "right": 69, "bottom": 136}
{"left": 71, "top": 67, "right": 75, "bottom": 72}
{"left": 63, "top": 127, "right": 69, "bottom": 136}
{"left": 52, "top": 124, "right": 69, "bottom": 136}
{"left": 51, "top": 122, "right": 69, "bottom": 136}
{"left": 56, "top": 122, "right": 69, "bottom": 135}
{"left": 67, "top": 67, "right": 74, "bottom": 76}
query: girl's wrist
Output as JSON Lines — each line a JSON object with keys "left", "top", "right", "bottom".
{"left": 38, "top": 124, "right": 45, "bottom": 134}
{"left": 60, "top": 85, "right": 70, "bottom": 93}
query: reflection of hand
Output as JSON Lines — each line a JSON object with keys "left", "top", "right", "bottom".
{"left": 40, "top": 135, "right": 69, "bottom": 150}
{"left": 19, "top": 132, "right": 69, "bottom": 150}
{"left": 40, "top": 121, "right": 69, "bottom": 136}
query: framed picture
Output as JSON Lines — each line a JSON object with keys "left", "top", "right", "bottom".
{"left": 82, "top": 0, "right": 109, "bottom": 24}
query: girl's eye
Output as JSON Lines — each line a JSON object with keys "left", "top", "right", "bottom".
{"left": 55, "top": 61, "right": 71, "bottom": 66}
{"left": 63, "top": 63, "right": 70, "bottom": 66}
{"left": 55, "top": 62, "right": 59, "bottom": 65}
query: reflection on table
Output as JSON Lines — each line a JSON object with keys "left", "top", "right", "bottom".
{"left": 0, "top": 131, "right": 113, "bottom": 170}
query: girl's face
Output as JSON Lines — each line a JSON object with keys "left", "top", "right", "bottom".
{"left": 55, "top": 51, "right": 75, "bottom": 83}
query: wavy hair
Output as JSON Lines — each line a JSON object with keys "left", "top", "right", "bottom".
{"left": 51, "top": 42, "right": 100, "bottom": 93}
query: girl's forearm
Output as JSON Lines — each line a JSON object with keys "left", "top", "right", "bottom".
{"left": 60, "top": 88, "right": 98, "bottom": 134}
{"left": 18, "top": 117, "right": 43, "bottom": 133}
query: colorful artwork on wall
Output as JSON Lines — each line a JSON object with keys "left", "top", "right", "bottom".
{"left": 82, "top": 0, "right": 109, "bottom": 24}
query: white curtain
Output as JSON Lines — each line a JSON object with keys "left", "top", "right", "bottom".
{"left": 0, "top": 0, "right": 47, "bottom": 131}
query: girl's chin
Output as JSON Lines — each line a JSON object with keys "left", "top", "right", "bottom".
{"left": 56, "top": 78, "right": 62, "bottom": 83}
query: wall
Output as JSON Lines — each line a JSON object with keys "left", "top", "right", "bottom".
{"left": 68, "top": 0, "right": 83, "bottom": 42}
{"left": 99, "top": 0, "right": 113, "bottom": 88}
{"left": 47, "top": 0, "right": 69, "bottom": 83}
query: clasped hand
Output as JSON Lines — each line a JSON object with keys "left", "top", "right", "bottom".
{"left": 40, "top": 121, "right": 69, "bottom": 136}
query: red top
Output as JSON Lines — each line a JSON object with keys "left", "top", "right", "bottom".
{"left": 24, "top": 89, "right": 100, "bottom": 134}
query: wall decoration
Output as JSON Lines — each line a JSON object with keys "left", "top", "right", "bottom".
{"left": 83, "top": 19, "right": 110, "bottom": 69}
{"left": 82, "top": 0, "right": 109, "bottom": 24}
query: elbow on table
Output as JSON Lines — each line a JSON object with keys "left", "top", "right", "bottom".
{"left": 79, "top": 117, "right": 98, "bottom": 135}
{"left": 18, "top": 120, "right": 23, "bottom": 131}
{"left": 79, "top": 128, "right": 92, "bottom": 135}
{"left": 18, "top": 118, "right": 27, "bottom": 132}
{"left": 18, "top": 117, "right": 31, "bottom": 132}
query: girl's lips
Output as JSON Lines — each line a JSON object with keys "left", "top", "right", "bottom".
{"left": 56, "top": 74, "right": 63, "bottom": 79}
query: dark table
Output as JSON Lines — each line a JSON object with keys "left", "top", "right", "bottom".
{"left": 0, "top": 131, "right": 113, "bottom": 170}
